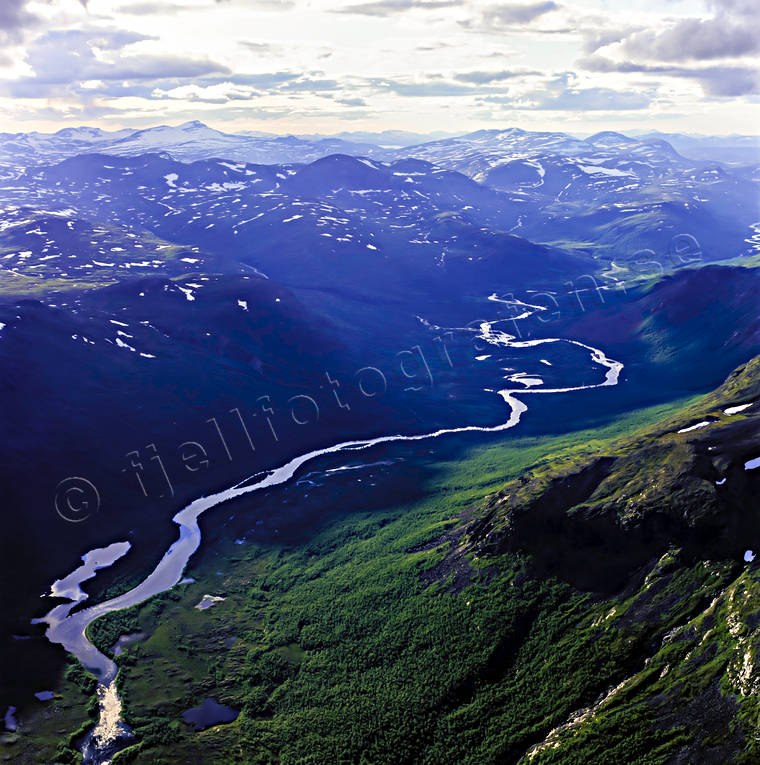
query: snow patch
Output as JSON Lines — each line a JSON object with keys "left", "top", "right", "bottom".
{"left": 677, "top": 421, "right": 713, "bottom": 434}
{"left": 725, "top": 403, "right": 752, "bottom": 415}
{"left": 195, "top": 595, "right": 225, "bottom": 611}
{"left": 577, "top": 164, "right": 635, "bottom": 178}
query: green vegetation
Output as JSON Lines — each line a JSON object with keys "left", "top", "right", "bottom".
{"left": 0, "top": 225, "right": 201, "bottom": 299}
{"left": 5, "top": 379, "right": 758, "bottom": 763}
{"left": 0, "top": 657, "right": 97, "bottom": 764}
{"left": 87, "top": 607, "right": 141, "bottom": 659}
{"left": 0, "top": 269, "right": 110, "bottom": 298}
{"left": 63, "top": 660, "right": 97, "bottom": 697}
{"left": 89, "top": 389, "right": 760, "bottom": 762}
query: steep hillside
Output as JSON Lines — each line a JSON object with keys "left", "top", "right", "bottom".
{"left": 507, "top": 264, "right": 760, "bottom": 396}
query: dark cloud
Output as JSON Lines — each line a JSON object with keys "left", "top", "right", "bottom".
{"left": 370, "top": 78, "right": 480, "bottom": 96}
{"left": 460, "top": 1, "right": 560, "bottom": 33}
{"left": 0, "top": 0, "right": 39, "bottom": 42}
{"left": 574, "top": 0, "right": 759, "bottom": 100}
{"left": 103, "top": 71, "right": 298, "bottom": 92}
{"left": 620, "top": 18, "right": 760, "bottom": 62}
{"left": 0, "top": 0, "right": 90, "bottom": 42}
{"left": 580, "top": 55, "right": 760, "bottom": 97}
{"left": 42, "top": 70, "right": 303, "bottom": 103}
{"left": 706, "top": 0, "right": 756, "bottom": 14}
{"left": 210, "top": 72, "right": 300, "bottom": 88}
{"left": 335, "top": 0, "right": 458, "bottom": 16}
{"left": 24, "top": 70, "right": 329, "bottom": 103}
{"left": 503, "top": 72, "right": 650, "bottom": 110}
{"left": 477, "top": 81, "right": 649, "bottom": 110}
{"left": 97, "top": 56, "right": 226, "bottom": 81}
{"left": 529, "top": 86, "right": 649, "bottom": 110}
{"left": 279, "top": 78, "right": 339, "bottom": 92}
{"left": 480, "top": 1, "right": 558, "bottom": 26}
{"left": 693, "top": 66, "right": 760, "bottom": 96}
{"left": 12, "top": 103, "right": 126, "bottom": 125}
{"left": 454, "top": 69, "right": 538, "bottom": 84}
{"left": 364, "top": 73, "right": 547, "bottom": 97}
{"left": 478, "top": 72, "right": 650, "bottom": 112}
{"left": 2, "top": 28, "right": 232, "bottom": 99}
{"left": 584, "top": 0, "right": 759, "bottom": 65}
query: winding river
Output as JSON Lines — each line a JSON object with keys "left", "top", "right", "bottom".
{"left": 32, "top": 306, "right": 623, "bottom": 763}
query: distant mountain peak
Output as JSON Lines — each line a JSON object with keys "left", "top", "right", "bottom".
{"left": 54, "top": 126, "right": 105, "bottom": 138}
{"left": 179, "top": 120, "right": 210, "bottom": 131}
{"left": 586, "top": 131, "right": 634, "bottom": 145}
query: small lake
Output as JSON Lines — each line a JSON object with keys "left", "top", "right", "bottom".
{"left": 182, "top": 698, "right": 239, "bottom": 731}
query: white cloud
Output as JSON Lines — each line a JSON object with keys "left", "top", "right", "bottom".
{"left": 0, "top": 0, "right": 755, "bottom": 134}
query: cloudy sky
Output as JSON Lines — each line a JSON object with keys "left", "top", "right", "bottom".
{"left": 0, "top": 0, "right": 757, "bottom": 135}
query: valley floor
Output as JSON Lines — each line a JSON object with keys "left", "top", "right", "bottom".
{"left": 3, "top": 383, "right": 759, "bottom": 764}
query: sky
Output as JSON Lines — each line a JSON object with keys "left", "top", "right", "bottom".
{"left": 0, "top": 0, "right": 757, "bottom": 136}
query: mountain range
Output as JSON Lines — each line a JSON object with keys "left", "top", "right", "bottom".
{"left": 0, "top": 122, "right": 759, "bottom": 764}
